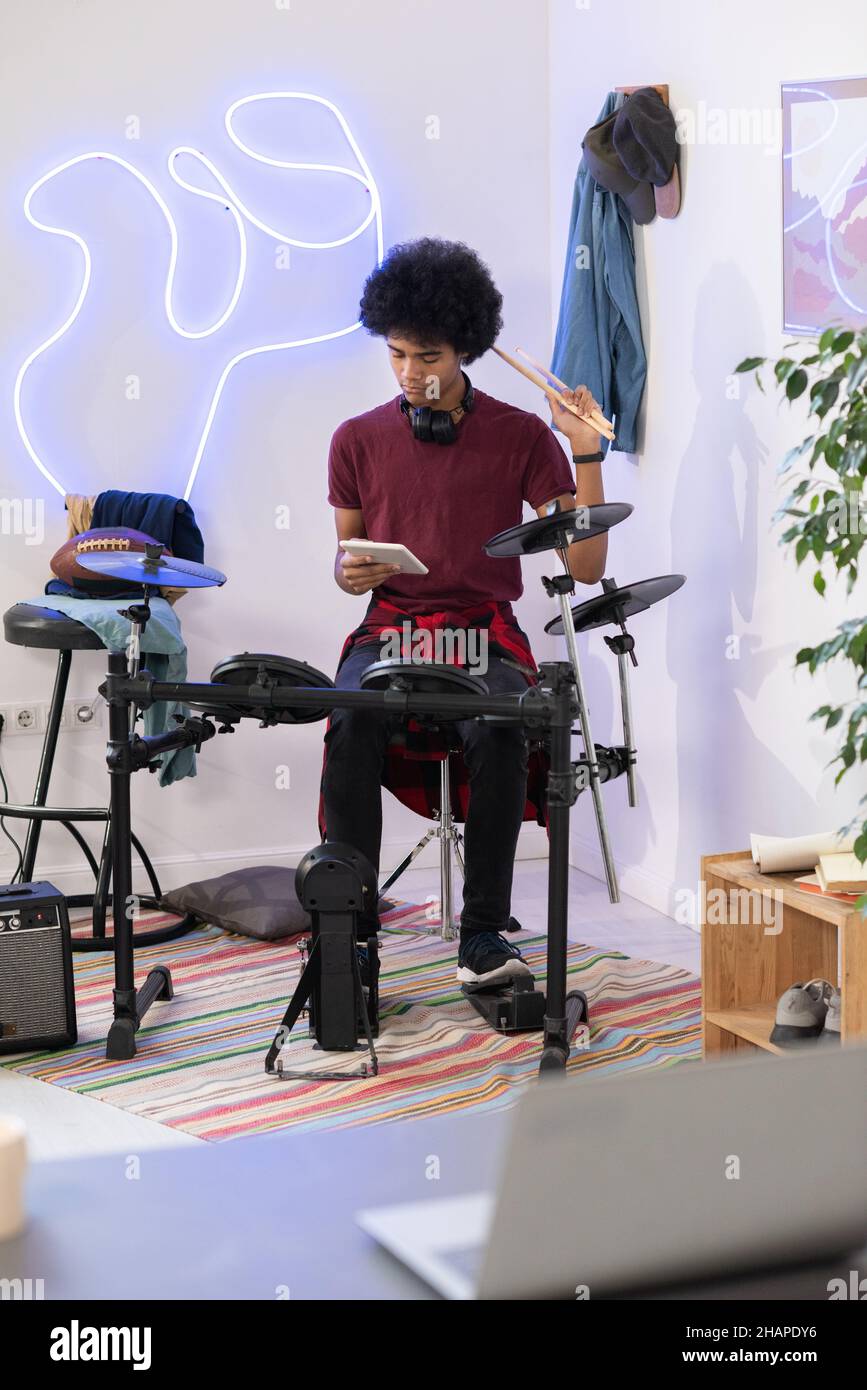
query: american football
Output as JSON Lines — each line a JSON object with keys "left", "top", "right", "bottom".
{"left": 50, "top": 527, "right": 172, "bottom": 592}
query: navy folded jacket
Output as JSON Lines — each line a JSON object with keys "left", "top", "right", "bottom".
{"left": 45, "top": 490, "right": 204, "bottom": 599}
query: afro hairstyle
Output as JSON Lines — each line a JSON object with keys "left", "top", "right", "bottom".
{"left": 358, "top": 237, "right": 503, "bottom": 363}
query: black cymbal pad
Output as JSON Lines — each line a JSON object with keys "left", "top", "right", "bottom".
{"left": 484, "top": 502, "right": 633, "bottom": 558}
{"left": 545, "top": 574, "right": 686, "bottom": 636}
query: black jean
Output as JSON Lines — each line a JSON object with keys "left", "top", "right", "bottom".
{"left": 321, "top": 641, "right": 531, "bottom": 934}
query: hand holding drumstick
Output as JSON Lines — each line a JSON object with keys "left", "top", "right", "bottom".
{"left": 547, "top": 382, "right": 606, "bottom": 456}
{"left": 492, "top": 345, "right": 614, "bottom": 449}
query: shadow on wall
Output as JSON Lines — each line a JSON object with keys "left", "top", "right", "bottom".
{"left": 666, "top": 261, "right": 819, "bottom": 906}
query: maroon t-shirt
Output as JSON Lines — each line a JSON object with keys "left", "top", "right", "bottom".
{"left": 327, "top": 387, "right": 576, "bottom": 613}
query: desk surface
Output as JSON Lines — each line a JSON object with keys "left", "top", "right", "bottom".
{"left": 1, "top": 1107, "right": 864, "bottom": 1301}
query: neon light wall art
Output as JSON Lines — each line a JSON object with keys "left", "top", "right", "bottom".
{"left": 14, "top": 92, "right": 384, "bottom": 501}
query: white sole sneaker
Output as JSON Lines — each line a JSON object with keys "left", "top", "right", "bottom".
{"left": 457, "top": 958, "right": 533, "bottom": 991}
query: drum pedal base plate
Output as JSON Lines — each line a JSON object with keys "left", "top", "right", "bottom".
{"left": 462, "top": 977, "right": 547, "bottom": 1032}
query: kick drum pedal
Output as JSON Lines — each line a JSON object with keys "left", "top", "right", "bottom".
{"left": 462, "top": 977, "right": 589, "bottom": 1037}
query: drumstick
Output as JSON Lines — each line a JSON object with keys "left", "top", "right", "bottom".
{"left": 492, "top": 346, "right": 615, "bottom": 440}
{"left": 496, "top": 345, "right": 615, "bottom": 441}
{"left": 494, "top": 345, "right": 607, "bottom": 431}
{"left": 516, "top": 348, "right": 612, "bottom": 433}
{"left": 497, "top": 344, "right": 614, "bottom": 436}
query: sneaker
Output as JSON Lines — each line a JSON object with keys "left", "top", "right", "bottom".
{"left": 769, "top": 978, "right": 834, "bottom": 1047}
{"left": 457, "top": 931, "right": 533, "bottom": 991}
{"left": 817, "top": 986, "right": 842, "bottom": 1044}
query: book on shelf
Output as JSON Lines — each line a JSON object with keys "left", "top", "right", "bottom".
{"left": 793, "top": 871, "right": 863, "bottom": 903}
{"left": 816, "top": 851, "right": 867, "bottom": 895}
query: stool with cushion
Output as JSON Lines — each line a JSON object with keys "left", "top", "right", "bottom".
{"left": 1, "top": 498, "right": 204, "bottom": 950}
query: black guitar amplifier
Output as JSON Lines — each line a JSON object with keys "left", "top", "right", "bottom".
{"left": 0, "top": 881, "right": 77, "bottom": 1053}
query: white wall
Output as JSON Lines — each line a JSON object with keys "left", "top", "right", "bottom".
{"left": 4, "top": 0, "right": 864, "bottom": 924}
{"left": 0, "top": 0, "right": 567, "bottom": 895}
{"left": 548, "top": 0, "right": 867, "bottom": 917}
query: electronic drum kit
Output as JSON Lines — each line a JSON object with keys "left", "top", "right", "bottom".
{"left": 74, "top": 498, "right": 684, "bottom": 1075}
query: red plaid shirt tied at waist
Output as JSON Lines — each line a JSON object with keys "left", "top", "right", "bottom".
{"left": 337, "top": 596, "right": 539, "bottom": 678}
{"left": 317, "top": 597, "right": 552, "bottom": 839}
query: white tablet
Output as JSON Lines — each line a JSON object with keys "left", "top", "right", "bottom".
{"left": 339, "top": 539, "right": 429, "bottom": 575}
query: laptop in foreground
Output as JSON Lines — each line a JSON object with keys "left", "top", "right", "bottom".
{"left": 356, "top": 1046, "right": 867, "bottom": 1299}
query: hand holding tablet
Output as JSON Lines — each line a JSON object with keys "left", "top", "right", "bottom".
{"left": 338, "top": 539, "right": 429, "bottom": 575}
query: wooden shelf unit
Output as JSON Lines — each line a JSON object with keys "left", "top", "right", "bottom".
{"left": 701, "top": 851, "right": 867, "bottom": 1057}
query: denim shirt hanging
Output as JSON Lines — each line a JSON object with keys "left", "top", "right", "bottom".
{"left": 551, "top": 91, "right": 647, "bottom": 455}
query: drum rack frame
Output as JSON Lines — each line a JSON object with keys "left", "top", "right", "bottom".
{"left": 97, "top": 650, "right": 588, "bottom": 1075}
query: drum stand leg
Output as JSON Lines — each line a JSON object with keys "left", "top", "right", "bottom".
{"left": 547, "top": 581, "right": 620, "bottom": 904}
{"left": 612, "top": 645, "right": 638, "bottom": 808}
{"left": 541, "top": 664, "right": 591, "bottom": 1071}
{"left": 600, "top": 579, "right": 640, "bottom": 810}
{"left": 104, "top": 650, "right": 175, "bottom": 1061}
{"left": 461, "top": 662, "right": 590, "bottom": 1072}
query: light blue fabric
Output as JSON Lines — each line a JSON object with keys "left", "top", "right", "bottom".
{"left": 551, "top": 91, "right": 647, "bottom": 455}
{"left": 21, "top": 594, "right": 196, "bottom": 786}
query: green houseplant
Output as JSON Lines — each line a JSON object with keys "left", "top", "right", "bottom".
{"left": 735, "top": 326, "right": 867, "bottom": 904}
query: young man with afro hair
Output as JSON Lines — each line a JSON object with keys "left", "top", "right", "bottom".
{"left": 322, "top": 237, "right": 608, "bottom": 991}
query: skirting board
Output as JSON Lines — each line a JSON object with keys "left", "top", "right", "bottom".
{"left": 568, "top": 831, "right": 696, "bottom": 931}
{"left": 0, "top": 824, "right": 553, "bottom": 902}
{"left": 0, "top": 827, "right": 690, "bottom": 928}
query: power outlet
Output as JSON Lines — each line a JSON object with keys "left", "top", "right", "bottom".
{"left": 0, "top": 699, "right": 103, "bottom": 737}
{"left": 0, "top": 703, "right": 45, "bottom": 737}
{"left": 66, "top": 698, "right": 103, "bottom": 732}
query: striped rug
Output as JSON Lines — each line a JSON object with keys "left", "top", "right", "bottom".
{"left": 2, "top": 901, "right": 701, "bottom": 1140}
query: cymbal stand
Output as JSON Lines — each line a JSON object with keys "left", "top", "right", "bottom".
{"left": 542, "top": 515, "right": 620, "bottom": 903}
{"left": 600, "top": 578, "right": 639, "bottom": 808}
{"left": 118, "top": 544, "right": 165, "bottom": 733}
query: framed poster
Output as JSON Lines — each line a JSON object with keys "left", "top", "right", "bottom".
{"left": 782, "top": 76, "right": 867, "bottom": 334}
